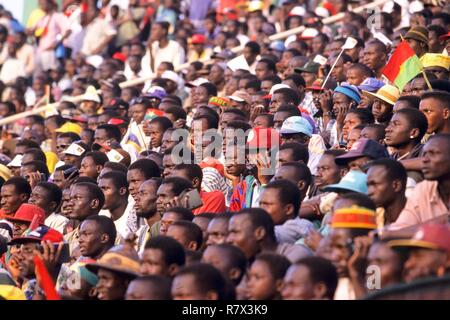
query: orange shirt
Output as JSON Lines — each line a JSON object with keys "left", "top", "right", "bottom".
{"left": 193, "top": 191, "right": 226, "bottom": 215}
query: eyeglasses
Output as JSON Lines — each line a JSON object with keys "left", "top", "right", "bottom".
{"left": 57, "top": 144, "right": 70, "bottom": 150}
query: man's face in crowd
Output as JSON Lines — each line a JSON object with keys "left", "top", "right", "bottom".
{"left": 140, "top": 248, "right": 169, "bottom": 276}
{"left": 332, "top": 93, "right": 351, "bottom": 117}
{"left": 372, "top": 99, "right": 393, "bottom": 123}
{"left": 52, "top": 171, "right": 65, "bottom": 189}
{"left": 125, "top": 279, "right": 163, "bottom": 300}
{"left": 318, "top": 229, "right": 352, "bottom": 278}
{"left": 159, "top": 211, "right": 182, "bottom": 235}
{"left": 134, "top": 180, "right": 158, "bottom": 219}
{"left": 421, "top": 137, "right": 450, "bottom": 181}
{"left": 247, "top": 259, "right": 279, "bottom": 300}
{"left": 342, "top": 112, "right": 361, "bottom": 142}
{"left": 12, "top": 221, "right": 29, "bottom": 238}
{"left": 68, "top": 185, "right": 97, "bottom": 220}
{"left": 259, "top": 187, "right": 291, "bottom": 225}
{"left": 402, "top": 248, "right": 448, "bottom": 283}
{"left": 206, "top": 218, "right": 228, "bottom": 246}
{"left": 63, "top": 153, "right": 82, "bottom": 168}
{"left": 255, "top": 62, "right": 272, "bottom": 80}
{"left": 193, "top": 86, "right": 209, "bottom": 106}
{"left": 202, "top": 246, "right": 234, "bottom": 279}
{"left": 273, "top": 111, "right": 291, "bottom": 130}
{"left": 315, "top": 154, "right": 342, "bottom": 189}
{"left": 127, "top": 168, "right": 147, "bottom": 200}
{"left": 96, "top": 269, "right": 129, "bottom": 300}
{"left": 347, "top": 156, "right": 371, "bottom": 171}
{"left": 346, "top": 68, "right": 365, "bottom": 86}
{"left": 78, "top": 220, "right": 107, "bottom": 258}
{"left": 409, "top": 77, "right": 427, "bottom": 97}
{"left": 94, "top": 128, "right": 111, "bottom": 146}
{"left": 61, "top": 188, "right": 72, "bottom": 217}
{"left": 362, "top": 43, "right": 386, "bottom": 72}
{"left": 80, "top": 156, "right": 101, "bottom": 179}
{"left": 2, "top": 184, "right": 27, "bottom": 216}
{"left": 219, "top": 112, "right": 243, "bottom": 132}
{"left": 367, "top": 242, "right": 404, "bottom": 288}
{"left": 162, "top": 154, "right": 176, "bottom": 178}
{"left": 99, "top": 177, "right": 124, "bottom": 211}
{"left": 282, "top": 264, "right": 320, "bottom": 300}
{"left": 384, "top": 112, "right": 413, "bottom": 147}
{"left": 146, "top": 122, "right": 164, "bottom": 149}
{"left": 17, "top": 243, "right": 39, "bottom": 279}
{"left": 29, "top": 185, "right": 53, "bottom": 214}
{"left": 156, "top": 183, "right": 176, "bottom": 215}
{"left": 131, "top": 103, "right": 147, "bottom": 124}
{"left": 330, "top": 56, "right": 346, "bottom": 83}
{"left": 367, "top": 165, "right": 398, "bottom": 208}
{"left": 419, "top": 97, "right": 448, "bottom": 134}
{"left": 276, "top": 148, "right": 296, "bottom": 167}
{"left": 227, "top": 214, "right": 259, "bottom": 260}
{"left": 160, "top": 130, "right": 178, "bottom": 154}
{"left": 346, "top": 128, "right": 361, "bottom": 150}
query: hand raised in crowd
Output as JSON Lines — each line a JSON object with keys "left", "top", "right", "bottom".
{"left": 34, "top": 241, "right": 64, "bottom": 281}
{"left": 317, "top": 90, "right": 333, "bottom": 113}
{"left": 27, "top": 172, "right": 46, "bottom": 189}
{"left": 304, "top": 229, "right": 323, "bottom": 252}
{"left": 166, "top": 192, "right": 190, "bottom": 209}
{"left": 249, "top": 104, "right": 266, "bottom": 124}
{"left": 59, "top": 168, "right": 79, "bottom": 190}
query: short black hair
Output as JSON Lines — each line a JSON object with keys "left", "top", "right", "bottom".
{"left": 283, "top": 74, "right": 306, "bottom": 88}
{"left": 361, "top": 124, "right": 386, "bottom": 141}
{"left": 262, "top": 75, "right": 282, "bottom": 85}
{"left": 99, "top": 171, "right": 128, "bottom": 190}
{"left": 265, "top": 179, "right": 303, "bottom": 214}
{"left": 193, "top": 114, "right": 219, "bottom": 130}
{"left": 421, "top": 90, "right": 450, "bottom": 109}
{"left": 163, "top": 206, "right": 194, "bottom": 221}
{"left": 165, "top": 106, "right": 187, "bottom": 121}
{"left": 156, "top": 21, "right": 170, "bottom": 33}
{"left": 149, "top": 116, "right": 173, "bottom": 132}
{"left": 161, "top": 177, "right": 192, "bottom": 196}
{"left": 273, "top": 88, "right": 300, "bottom": 106}
{"left": 296, "top": 256, "right": 338, "bottom": 300}
{"left": 208, "top": 244, "right": 247, "bottom": 284}
{"left": 280, "top": 161, "right": 312, "bottom": 187}
{"left": 244, "top": 41, "right": 261, "bottom": 55}
{"left": 276, "top": 104, "right": 302, "bottom": 117}
{"left": 221, "top": 108, "right": 247, "bottom": 120}
{"left": 3, "top": 177, "right": 31, "bottom": 196}
{"left": 237, "top": 208, "right": 276, "bottom": 242}
{"left": 175, "top": 263, "right": 228, "bottom": 300}
{"left": 84, "top": 151, "right": 109, "bottom": 166}
{"left": 397, "top": 95, "right": 420, "bottom": 109}
{"left": 173, "top": 163, "right": 203, "bottom": 183}
{"left": 279, "top": 142, "right": 309, "bottom": 163}
{"left": 144, "top": 235, "right": 186, "bottom": 267}
{"left": 103, "top": 162, "right": 128, "bottom": 174}
{"left": 245, "top": 79, "right": 261, "bottom": 91}
{"left": 83, "top": 215, "right": 117, "bottom": 247}
{"left": 254, "top": 252, "right": 291, "bottom": 280}
{"left": 73, "top": 182, "right": 105, "bottom": 209}
{"left": 36, "top": 182, "right": 62, "bottom": 207}
{"left": 22, "top": 160, "right": 49, "bottom": 177}
{"left": 395, "top": 108, "right": 428, "bottom": 142}
{"left": 199, "top": 82, "right": 218, "bottom": 97}
{"left": 365, "top": 158, "right": 407, "bottom": 189}
{"left": 170, "top": 221, "right": 203, "bottom": 250}
{"left": 16, "top": 139, "right": 40, "bottom": 150}
{"left": 128, "top": 159, "right": 161, "bottom": 179}
{"left": 347, "top": 63, "right": 375, "bottom": 78}
{"left": 258, "top": 58, "right": 277, "bottom": 73}
{"left": 348, "top": 108, "right": 374, "bottom": 125}
{"left": 225, "top": 120, "right": 252, "bottom": 132}
{"left": 96, "top": 124, "right": 122, "bottom": 142}
{"left": 23, "top": 148, "right": 46, "bottom": 163}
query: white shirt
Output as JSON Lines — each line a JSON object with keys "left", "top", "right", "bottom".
{"left": 45, "top": 212, "right": 69, "bottom": 234}
{"left": 308, "top": 134, "right": 326, "bottom": 175}
{"left": 141, "top": 40, "right": 185, "bottom": 75}
{"left": 99, "top": 200, "right": 137, "bottom": 240}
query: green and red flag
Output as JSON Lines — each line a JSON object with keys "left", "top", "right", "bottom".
{"left": 382, "top": 41, "right": 423, "bottom": 92}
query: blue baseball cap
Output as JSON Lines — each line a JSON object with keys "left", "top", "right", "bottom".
{"left": 144, "top": 86, "right": 167, "bottom": 100}
{"left": 357, "top": 78, "right": 385, "bottom": 93}
{"left": 334, "top": 84, "right": 361, "bottom": 104}
{"left": 322, "top": 170, "right": 368, "bottom": 194}
{"left": 269, "top": 41, "right": 286, "bottom": 52}
{"left": 279, "top": 116, "right": 313, "bottom": 137}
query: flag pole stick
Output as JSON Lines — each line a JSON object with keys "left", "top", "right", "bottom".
{"left": 422, "top": 70, "right": 433, "bottom": 91}
{"left": 321, "top": 49, "right": 344, "bottom": 90}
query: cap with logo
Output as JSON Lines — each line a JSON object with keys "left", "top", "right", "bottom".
{"left": 55, "top": 122, "right": 83, "bottom": 135}
{"left": 388, "top": 224, "right": 450, "bottom": 252}
{"left": 7, "top": 155, "right": 23, "bottom": 168}
{"left": 9, "top": 225, "right": 64, "bottom": 245}
{"left": 63, "top": 142, "right": 87, "bottom": 157}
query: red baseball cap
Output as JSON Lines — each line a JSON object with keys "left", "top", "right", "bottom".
{"left": 246, "top": 128, "right": 280, "bottom": 150}
{"left": 9, "top": 225, "right": 64, "bottom": 245}
{"left": 439, "top": 31, "right": 450, "bottom": 42}
{"left": 191, "top": 34, "right": 206, "bottom": 45}
{"left": 7, "top": 204, "right": 45, "bottom": 226}
{"left": 388, "top": 223, "right": 450, "bottom": 252}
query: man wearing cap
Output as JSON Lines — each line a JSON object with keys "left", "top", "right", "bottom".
{"left": 363, "top": 84, "right": 400, "bottom": 125}
{"left": 9, "top": 225, "right": 64, "bottom": 299}
{"left": 188, "top": 34, "right": 213, "bottom": 63}
{"left": 228, "top": 90, "right": 252, "bottom": 118}
{"left": 62, "top": 141, "right": 89, "bottom": 169}
{"left": 334, "top": 138, "right": 389, "bottom": 172}
{"left": 295, "top": 61, "right": 320, "bottom": 87}
{"left": 86, "top": 245, "right": 140, "bottom": 300}
{"left": 404, "top": 26, "right": 429, "bottom": 58}
{"left": 80, "top": 86, "right": 102, "bottom": 117}
{"left": 388, "top": 224, "right": 450, "bottom": 283}
{"left": 6, "top": 203, "right": 46, "bottom": 238}
{"left": 420, "top": 53, "right": 450, "bottom": 80}
{"left": 279, "top": 116, "right": 326, "bottom": 174}
{"left": 390, "top": 134, "right": 450, "bottom": 230}
{"left": 318, "top": 205, "right": 378, "bottom": 300}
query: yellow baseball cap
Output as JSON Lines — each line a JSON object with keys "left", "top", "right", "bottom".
{"left": 420, "top": 53, "right": 450, "bottom": 70}
{"left": 55, "top": 122, "right": 83, "bottom": 135}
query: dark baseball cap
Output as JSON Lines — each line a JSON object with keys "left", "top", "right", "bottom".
{"left": 335, "top": 138, "right": 389, "bottom": 165}
{"left": 106, "top": 98, "right": 129, "bottom": 111}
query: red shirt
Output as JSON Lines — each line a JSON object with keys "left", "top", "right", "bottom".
{"left": 193, "top": 191, "right": 226, "bottom": 215}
